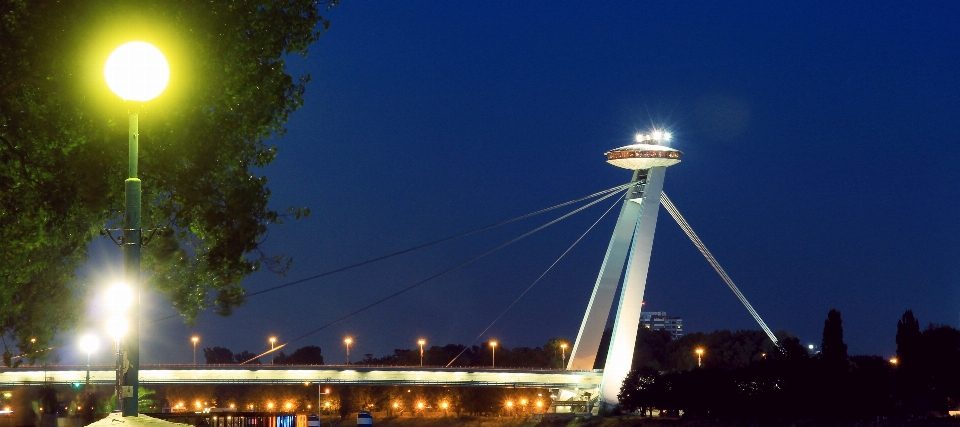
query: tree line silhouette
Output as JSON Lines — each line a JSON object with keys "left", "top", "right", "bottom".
{"left": 618, "top": 309, "right": 960, "bottom": 419}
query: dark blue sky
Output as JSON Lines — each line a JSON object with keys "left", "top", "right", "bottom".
{"left": 75, "top": 1, "right": 960, "bottom": 366}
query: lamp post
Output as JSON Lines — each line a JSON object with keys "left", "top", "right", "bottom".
{"left": 560, "top": 343, "right": 568, "bottom": 370}
{"left": 318, "top": 387, "right": 330, "bottom": 427}
{"left": 695, "top": 348, "right": 704, "bottom": 368}
{"left": 105, "top": 313, "right": 128, "bottom": 410}
{"left": 104, "top": 40, "right": 169, "bottom": 417}
{"left": 418, "top": 339, "right": 426, "bottom": 367}
{"left": 344, "top": 337, "right": 352, "bottom": 364}
{"left": 191, "top": 336, "right": 199, "bottom": 365}
{"left": 269, "top": 337, "right": 276, "bottom": 364}
{"left": 79, "top": 335, "right": 99, "bottom": 387}
{"left": 490, "top": 341, "right": 497, "bottom": 368}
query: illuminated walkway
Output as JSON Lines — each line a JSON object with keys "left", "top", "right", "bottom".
{"left": 0, "top": 365, "right": 601, "bottom": 390}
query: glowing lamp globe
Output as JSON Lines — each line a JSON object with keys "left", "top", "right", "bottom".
{"left": 104, "top": 41, "right": 170, "bottom": 102}
{"left": 79, "top": 334, "right": 99, "bottom": 354}
{"left": 105, "top": 315, "right": 128, "bottom": 341}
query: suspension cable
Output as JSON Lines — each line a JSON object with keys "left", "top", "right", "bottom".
{"left": 660, "top": 192, "right": 781, "bottom": 347}
{"left": 147, "top": 182, "right": 634, "bottom": 325}
{"left": 240, "top": 187, "right": 628, "bottom": 364}
{"left": 445, "top": 193, "right": 625, "bottom": 367}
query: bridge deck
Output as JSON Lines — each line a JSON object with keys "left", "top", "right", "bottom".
{"left": 0, "top": 365, "right": 602, "bottom": 389}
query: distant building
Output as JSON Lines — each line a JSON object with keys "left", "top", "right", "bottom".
{"left": 639, "top": 311, "right": 683, "bottom": 339}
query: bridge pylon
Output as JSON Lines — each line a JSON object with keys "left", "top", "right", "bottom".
{"left": 567, "top": 131, "right": 682, "bottom": 408}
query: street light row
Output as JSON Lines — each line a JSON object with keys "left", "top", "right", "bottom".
{"left": 171, "top": 336, "right": 571, "bottom": 368}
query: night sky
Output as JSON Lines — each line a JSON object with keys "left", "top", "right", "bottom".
{"left": 70, "top": 2, "right": 960, "bottom": 366}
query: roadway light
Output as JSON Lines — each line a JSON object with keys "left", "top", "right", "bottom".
{"left": 191, "top": 336, "right": 200, "bottom": 365}
{"left": 269, "top": 336, "right": 277, "bottom": 365}
{"left": 695, "top": 348, "right": 704, "bottom": 368}
{"left": 559, "top": 343, "right": 568, "bottom": 370}
{"left": 104, "top": 41, "right": 170, "bottom": 102}
{"left": 106, "top": 283, "right": 134, "bottom": 313}
{"left": 344, "top": 337, "right": 353, "bottom": 364}
{"left": 79, "top": 334, "right": 98, "bottom": 387}
{"left": 489, "top": 341, "right": 498, "bottom": 368}
{"left": 418, "top": 339, "right": 426, "bottom": 366}
{"left": 105, "top": 316, "right": 128, "bottom": 342}
{"left": 104, "top": 40, "right": 170, "bottom": 417}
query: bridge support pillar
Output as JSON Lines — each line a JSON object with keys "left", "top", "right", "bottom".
{"left": 567, "top": 167, "right": 667, "bottom": 406}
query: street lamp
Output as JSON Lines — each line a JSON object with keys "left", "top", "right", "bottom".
{"left": 105, "top": 314, "right": 128, "bottom": 408}
{"left": 104, "top": 40, "right": 169, "bottom": 417}
{"left": 79, "top": 335, "right": 99, "bottom": 387}
{"left": 318, "top": 387, "right": 330, "bottom": 427}
{"left": 559, "top": 343, "right": 568, "bottom": 370}
{"left": 269, "top": 337, "right": 277, "bottom": 365}
{"left": 344, "top": 337, "right": 352, "bottom": 364}
{"left": 695, "top": 348, "right": 704, "bottom": 368}
{"left": 191, "top": 336, "right": 199, "bottom": 365}
{"left": 490, "top": 341, "right": 498, "bottom": 368}
{"left": 418, "top": 339, "right": 426, "bottom": 366}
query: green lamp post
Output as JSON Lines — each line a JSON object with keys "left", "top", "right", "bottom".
{"left": 103, "top": 41, "right": 169, "bottom": 416}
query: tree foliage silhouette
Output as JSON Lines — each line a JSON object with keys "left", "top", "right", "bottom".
{"left": 0, "top": 0, "right": 334, "bottom": 364}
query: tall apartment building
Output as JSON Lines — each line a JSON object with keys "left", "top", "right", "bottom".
{"left": 639, "top": 311, "right": 683, "bottom": 340}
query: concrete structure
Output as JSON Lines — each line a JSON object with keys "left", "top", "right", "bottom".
{"left": 640, "top": 311, "right": 684, "bottom": 340}
{"left": 567, "top": 130, "right": 682, "bottom": 407}
{"left": 0, "top": 365, "right": 601, "bottom": 390}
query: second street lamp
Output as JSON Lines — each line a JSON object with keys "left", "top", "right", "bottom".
{"left": 418, "top": 339, "right": 426, "bottom": 367}
{"left": 105, "top": 314, "right": 128, "bottom": 408}
{"left": 560, "top": 343, "right": 568, "bottom": 370}
{"left": 344, "top": 337, "right": 352, "bottom": 364}
{"left": 191, "top": 336, "right": 199, "bottom": 365}
{"left": 79, "top": 335, "right": 98, "bottom": 387}
{"left": 104, "top": 40, "right": 170, "bottom": 417}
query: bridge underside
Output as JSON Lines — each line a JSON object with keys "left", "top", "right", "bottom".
{"left": 0, "top": 366, "right": 602, "bottom": 391}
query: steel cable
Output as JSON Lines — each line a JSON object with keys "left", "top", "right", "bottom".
{"left": 660, "top": 192, "right": 781, "bottom": 348}
{"left": 240, "top": 187, "right": 628, "bottom": 364}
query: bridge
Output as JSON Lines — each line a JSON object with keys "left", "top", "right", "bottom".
{"left": 0, "top": 365, "right": 601, "bottom": 390}
{"left": 10, "top": 130, "right": 777, "bottom": 413}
